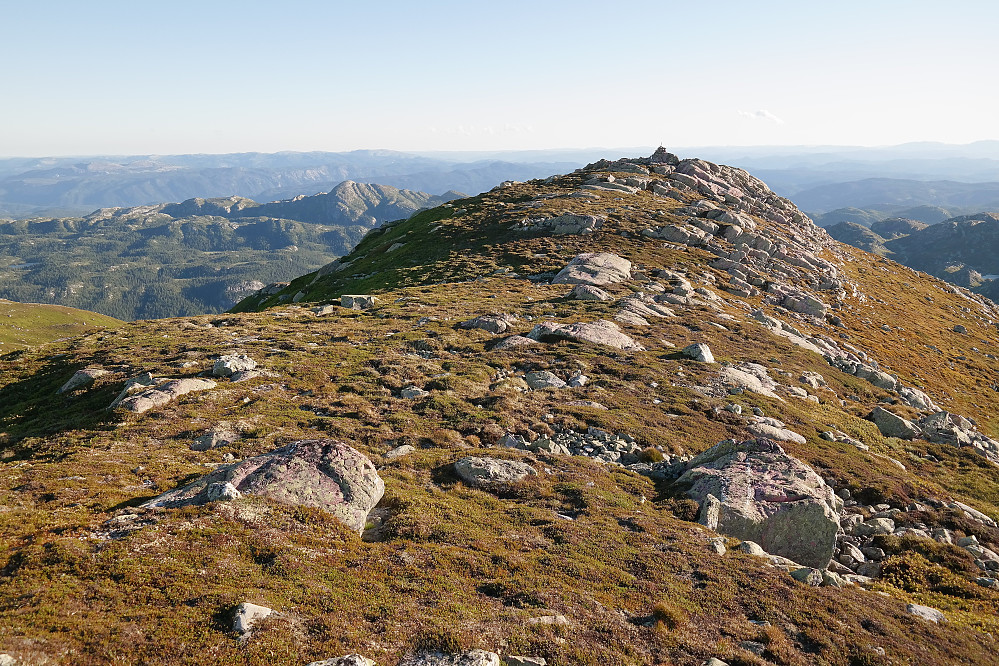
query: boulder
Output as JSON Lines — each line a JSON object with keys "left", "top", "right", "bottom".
{"left": 233, "top": 602, "right": 273, "bottom": 634}
{"left": 569, "top": 284, "right": 612, "bottom": 301}
{"left": 212, "top": 354, "right": 257, "bottom": 377}
{"left": 677, "top": 439, "right": 842, "bottom": 568}
{"left": 524, "top": 371, "right": 566, "bottom": 390}
{"left": 747, "top": 417, "right": 807, "bottom": 445}
{"left": 718, "top": 363, "right": 778, "bottom": 397}
{"left": 906, "top": 603, "right": 946, "bottom": 623}
{"left": 307, "top": 657, "right": 375, "bottom": 666}
{"left": 141, "top": 439, "right": 384, "bottom": 533}
{"left": 491, "top": 335, "right": 538, "bottom": 351}
{"left": 401, "top": 386, "right": 430, "bottom": 399}
{"left": 868, "top": 407, "right": 922, "bottom": 440}
{"left": 190, "top": 424, "right": 239, "bottom": 451}
{"left": 552, "top": 252, "right": 632, "bottom": 286}
{"left": 527, "top": 320, "right": 644, "bottom": 351}
{"left": 399, "top": 651, "right": 500, "bottom": 666}
{"left": 341, "top": 295, "right": 378, "bottom": 310}
{"left": 108, "top": 372, "right": 158, "bottom": 409}
{"left": 459, "top": 314, "right": 518, "bottom": 334}
{"left": 454, "top": 457, "right": 537, "bottom": 490}
{"left": 115, "top": 378, "right": 217, "bottom": 414}
{"left": 681, "top": 343, "right": 715, "bottom": 363}
{"left": 58, "top": 367, "right": 110, "bottom": 394}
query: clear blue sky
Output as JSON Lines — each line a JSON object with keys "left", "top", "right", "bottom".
{"left": 2, "top": 0, "right": 997, "bottom": 156}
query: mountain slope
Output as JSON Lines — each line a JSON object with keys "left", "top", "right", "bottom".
{"left": 0, "top": 184, "right": 459, "bottom": 321}
{"left": 1, "top": 150, "right": 998, "bottom": 665}
{"left": 0, "top": 299, "right": 121, "bottom": 352}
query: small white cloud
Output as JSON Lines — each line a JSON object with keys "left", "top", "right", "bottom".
{"left": 738, "top": 109, "right": 785, "bottom": 124}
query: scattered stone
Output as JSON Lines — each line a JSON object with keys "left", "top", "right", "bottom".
{"left": 114, "top": 378, "right": 217, "bottom": 414}
{"left": 790, "top": 567, "right": 824, "bottom": 586}
{"left": 525, "top": 371, "right": 567, "bottom": 390}
{"left": 906, "top": 603, "right": 946, "bottom": 623}
{"left": 190, "top": 424, "right": 239, "bottom": 451}
{"left": 306, "top": 656, "right": 375, "bottom": 666}
{"left": 233, "top": 602, "right": 273, "bottom": 634}
{"left": 954, "top": 324, "right": 967, "bottom": 334}
{"left": 58, "top": 367, "right": 110, "bottom": 393}
{"left": 868, "top": 407, "right": 921, "bottom": 440}
{"left": 527, "top": 319, "right": 644, "bottom": 351}
{"left": 341, "top": 295, "right": 378, "bottom": 310}
{"left": 678, "top": 439, "right": 842, "bottom": 568}
{"left": 385, "top": 444, "right": 416, "bottom": 460}
{"left": 460, "top": 314, "right": 518, "bottom": 334}
{"left": 737, "top": 540, "right": 768, "bottom": 557}
{"left": 399, "top": 651, "right": 500, "bottom": 666}
{"left": 569, "top": 284, "right": 612, "bottom": 301}
{"left": 454, "top": 457, "right": 537, "bottom": 490}
{"left": 401, "top": 386, "right": 430, "bottom": 399}
{"left": 552, "top": 252, "right": 632, "bottom": 286}
{"left": 505, "top": 658, "right": 547, "bottom": 666}
{"left": 141, "top": 439, "right": 384, "bottom": 533}
{"left": 702, "top": 660, "right": 729, "bottom": 666}
{"left": 212, "top": 354, "right": 257, "bottom": 377}
{"left": 681, "top": 343, "right": 715, "bottom": 363}
{"left": 516, "top": 213, "right": 605, "bottom": 235}
{"left": 491, "top": 335, "right": 538, "bottom": 351}
{"left": 747, "top": 417, "right": 807, "bottom": 445}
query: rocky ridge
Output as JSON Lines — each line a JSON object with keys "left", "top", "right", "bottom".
{"left": 2, "top": 150, "right": 999, "bottom": 665}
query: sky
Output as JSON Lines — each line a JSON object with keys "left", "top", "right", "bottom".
{"left": 2, "top": 0, "right": 998, "bottom": 156}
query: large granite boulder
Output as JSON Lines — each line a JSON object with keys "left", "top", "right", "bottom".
{"left": 58, "top": 367, "right": 110, "bottom": 394}
{"left": 677, "top": 439, "right": 842, "bottom": 568}
{"left": 454, "top": 457, "right": 537, "bottom": 491}
{"left": 869, "top": 407, "right": 922, "bottom": 440}
{"left": 526, "top": 319, "right": 644, "bottom": 351}
{"left": 142, "top": 439, "right": 384, "bottom": 533}
{"left": 113, "top": 378, "right": 217, "bottom": 414}
{"left": 552, "top": 252, "right": 631, "bottom": 286}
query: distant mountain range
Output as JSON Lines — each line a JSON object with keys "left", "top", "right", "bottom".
{"left": 0, "top": 150, "right": 577, "bottom": 218}
{"left": 827, "top": 211, "right": 999, "bottom": 300}
{"left": 0, "top": 182, "right": 459, "bottom": 320}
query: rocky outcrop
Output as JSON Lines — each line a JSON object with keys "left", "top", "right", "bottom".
{"left": 681, "top": 343, "right": 715, "bottom": 363}
{"left": 515, "top": 213, "right": 605, "bottom": 235}
{"left": 919, "top": 411, "right": 999, "bottom": 465}
{"left": 527, "top": 319, "right": 644, "bottom": 351}
{"left": 212, "top": 354, "right": 257, "bottom": 377}
{"left": 868, "top": 407, "right": 922, "bottom": 440}
{"left": 112, "top": 377, "right": 217, "bottom": 414}
{"left": 233, "top": 602, "right": 273, "bottom": 635}
{"left": 459, "top": 314, "right": 518, "bottom": 334}
{"left": 569, "top": 284, "right": 612, "bottom": 301}
{"left": 454, "top": 457, "right": 537, "bottom": 490}
{"left": 552, "top": 252, "right": 631, "bottom": 286}
{"left": 677, "top": 439, "right": 842, "bottom": 568}
{"left": 58, "top": 367, "right": 110, "bottom": 393}
{"left": 341, "top": 295, "right": 378, "bottom": 310}
{"left": 142, "top": 439, "right": 384, "bottom": 533}
{"left": 399, "top": 651, "right": 500, "bottom": 666}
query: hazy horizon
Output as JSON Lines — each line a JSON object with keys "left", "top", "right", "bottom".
{"left": 3, "top": 1, "right": 998, "bottom": 156}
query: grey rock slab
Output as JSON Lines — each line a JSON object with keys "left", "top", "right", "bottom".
{"left": 108, "top": 372, "right": 159, "bottom": 409}
{"left": 454, "top": 456, "right": 537, "bottom": 490}
{"left": 399, "top": 650, "right": 500, "bottom": 666}
{"left": 233, "top": 602, "right": 273, "bottom": 634}
{"left": 116, "top": 378, "right": 217, "bottom": 414}
{"left": 401, "top": 386, "right": 430, "bottom": 399}
{"left": 460, "top": 314, "right": 518, "bottom": 334}
{"left": 747, "top": 417, "right": 806, "bottom": 445}
{"left": 678, "top": 439, "right": 842, "bottom": 568}
{"left": 141, "top": 439, "right": 384, "bottom": 533}
{"left": 212, "top": 354, "right": 257, "bottom": 377}
{"left": 906, "top": 603, "right": 946, "bottom": 623}
{"left": 718, "top": 363, "right": 778, "bottom": 397}
{"left": 869, "top": 407, "right": 922, "bottom": 440}
{"left": 341, "top": 295, "right": 378, "bottom": 310}
{"left": 505, "top": 658, "right": 547, "bottom": 666}
{"left": 681, "top": 343, "right": 715, "bottom": 363}
{"left": 491, "top": 335, "right": 538, "bottom": 351}
{"left": 525, "top": 371, "right": 567, "bottom": 390}
{"left": 569, "top": 284, "right": 612, "bottom": 301}
{"left": 190, "top": 425, "right": 239, "bottom": 451}
{"left": 59, "top": 367, "right": 110, "bottom": 393}
{"left": 527, "top": 319, "right": 644, "bottom": 351}
{"left": 552, "top": 252, "right": 632, "bottom": 286}
{"left": 384, "top": 444, "right": 416, "bottom": 460}
{"left": 306, "top": 656, "right": 375, "bottom": 666}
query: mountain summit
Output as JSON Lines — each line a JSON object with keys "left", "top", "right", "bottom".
{"left": 1, "top": 150, "right": 998, "bottom": 665}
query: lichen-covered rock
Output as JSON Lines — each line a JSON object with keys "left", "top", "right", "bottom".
{"left": 341, "top": 294, "right": 378, "bottom": 310}
{"left": 115, "top": 378, "right": 217, "bottom": 414}
{"left": 141, "top": 439, "right": 384, "bottom": 533}
{"left": 459, "top": 313, "right": 518, "bottom": 334}
{"left": 524, "top": 371, "right": 566, "bottom": 390}
{"left": 678, "top": 439, "right": 842, "bottom": 568}
{"left": 212, "top": 354, "right": 256, "bottom": 377}
{"left": 233, "top": 602, "right": 273, "bottom": 634}
{"left": 552, "top": 252, "right": 631, "bottom": 286}
{"left": 307, "top": 656, "right": 375, "bottom": 666}
{"left": 569, "top": 284, "right": 612, "bottom": 301}
{"left": 906, "top": 603, "right": 946, "bottom": 623}
{"left": 527, "top": 319, "right": 644, "bottom": 351}
{"left": 58, "top": 367, "right": 110, "bottom": 394}
{"left": 681, "top": 343, "right": 715, "bottom": 363}
{"left": 399, "top": 650, "right": 500, "bottom": 666}
{"left": 454, "top": 457, "right": 537, "bottom": 490}
{"left": 869, "top": 407, "right": 922, "bottom": 440}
